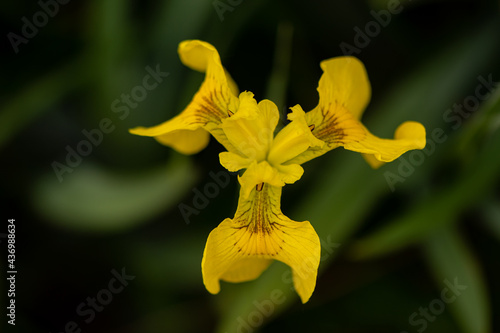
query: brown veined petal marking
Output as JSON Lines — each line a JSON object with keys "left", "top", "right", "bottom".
{"left": 284, "top": 103, "right": 365, "bottom": 165}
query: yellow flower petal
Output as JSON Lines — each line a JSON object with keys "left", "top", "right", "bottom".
{"left": 155, "top": 128, "right": 210, "bottom": 155}
{"left": 285, "top": 104, "right": 365, "bottom": 165}
{"left": 344, "top": 121, "right": 427, "bottom": 166}
{"left": 317, "top": 56, "right": 371, "bottom": 120}
{"left": 129, "top": 40, "right": 239, "bottom": 153}
{"left": 220, "top": 258, "right": 273, "bottom": 283}
{"left": 362, "top": 153, "right": 386, "bottom": 169}
{"left": 268, "top": 105, "right": 324, "bottom": 166}
{"left": 225, "top": 69, "right": 239, "bottom": 98}
{"left": 178, "top": 39, "right": 219, "bottom": 73}
{"left": 286, "top": 56, "right": 370, "bottom": 164}
{"left": 220, "top": 92, "right": 279, "bottom": 161}
{"left": 287, "top": 56, "right": 426, "bottom": 166}
{"left": 238, "top": 161, "right": 286, "bottom": 200}
{"left": 219, "top": 151, "right": 252, "bottom": 172}
{"left": 201, "top": 184, "right": 320, "bottom": 303}
{"left": 274, "top": 163, "right": 304, "bottom": 184}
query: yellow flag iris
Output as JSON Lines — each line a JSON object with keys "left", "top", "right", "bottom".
{"left": 129, "top": 40, "right": 426, "bottom": 303}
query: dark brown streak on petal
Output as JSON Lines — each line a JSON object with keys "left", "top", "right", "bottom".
{"left": 315, "top": 103, "right": 346, "bottom": 144}
{"left": 193, "top": 86, "right": 231, "bottom": 125}
{"left": 229, "top": 185, "right": 286, "bottom": 256}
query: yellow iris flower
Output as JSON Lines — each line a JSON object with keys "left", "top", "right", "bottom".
{"left": 130, "top": 40, "right": 426, "bottom": 303}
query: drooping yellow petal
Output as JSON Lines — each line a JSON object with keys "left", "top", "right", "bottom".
{"left": 288, "top": 56, "right": 426, "bottom": 166}
{"left": 201, "top": 184, "right": 320, "bottom": 303}
{"left": 220, "top": 92, "right": 279, "bottom": 161}
{"left": 345, "top": 121, "right": 427, "bottom": 167}
{"left": 220, "top": 258, "right": 273, "bottom": 283}
{"left": 154, "top": 128, "right": 210, "bottom": 155}
{"left": 129, "top": 40, "right": 239, "bottom": 154}
{"left": 362, "top": 153, "right": 385, "bottom": 169}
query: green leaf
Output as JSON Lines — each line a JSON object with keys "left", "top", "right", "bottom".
{"left": 265, "top": 21, "right": 294, "bottom": 110}
{"left": 480, "top": 198, "right": 500, "bottom": 241}
{"left": 85, "top": 0, "right": 134, "bottom": 107}
{"left": 32, "top": 156, "right": 197, "bottom": 233}
{"left": 149, "top": 0, "right": 213, "bottom": 49}
{"left": 423, "top": 225, "right": 491, "bottom": 333}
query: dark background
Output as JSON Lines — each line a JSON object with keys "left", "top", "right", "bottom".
{"left": 1, "top": 0, "right": 499, "bottom": 332}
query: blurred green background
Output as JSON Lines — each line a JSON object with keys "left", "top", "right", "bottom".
{"left": 1, "top": 0, "right": 500, "bottom": 332}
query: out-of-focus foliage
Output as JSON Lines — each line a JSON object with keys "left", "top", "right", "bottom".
{"left": 1, "top": 0, "right": 499, "bottom": 332}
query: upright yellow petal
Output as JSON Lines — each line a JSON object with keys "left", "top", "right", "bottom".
{"left": 201, "top": 184, "right": 320, "bottom": 303}
{"left": 345, "top": 121, "right": 427, "bottom": 166}
{"left": 220, "top": 93, "right": 279, "bottom": 161}
{"left": 129, "top": 40, "right": 239, "bottom": 154}
{"left": 268, "top": 105, "right": 324, "bottom": 166}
